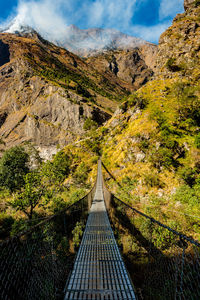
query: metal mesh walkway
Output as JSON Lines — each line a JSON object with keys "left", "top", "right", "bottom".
{"left": 64, "top": 161, "right": 136, "bottom": 300}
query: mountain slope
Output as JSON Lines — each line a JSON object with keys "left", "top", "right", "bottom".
{"left": 0, "top": 32, "right": 133, "bottom": 157}
{"left": 65, "top": 0, "right": 200, "bottom": 239}
{"left": 86, "top": 44, "right": 157, "bottom": 90}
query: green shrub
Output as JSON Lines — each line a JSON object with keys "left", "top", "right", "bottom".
{"left": 194, "top": 0, "right": 200, "bottom": 7}
{"left": 172, "top": 82, "right": 200, "bottom": 125}
{"left": 166, "top": 58, "right": 181, "bottom": 72}
{"left": 42, "top": 151, "right": 71, "bottom": 184}
{"left": 178, "top": 167, "right": 197, "bottom": 187}
{"left": 144, "top": 172, "right": 163, "bottom": 188}
{"left": 73, "top": 162, "right": 90, "bottom": 184}
{"left": 195, "top": 133, "right": 200, "bottom": 149}
{"left": 150, "top": 147, "right": 174, "bottom": 169}
{"left": 83, "top": 118, "right": 98, "bottom": 131}
{"left": 173, "top": 184, "right": 199, "bottom": 206}
{"left": 72, "top": 221, "right": 84, "bottom": 249}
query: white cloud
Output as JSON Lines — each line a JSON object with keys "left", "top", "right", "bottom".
{"left": 159, "top": 0, "right": 184, "bottom": 20}
{"left": 7, "top": 0, "right": 68, "bottom": 40}
{"left": 1, "top": 0, "right": 184, "bottom": 45}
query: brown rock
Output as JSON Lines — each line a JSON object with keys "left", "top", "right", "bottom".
{"left": 86, "top": 44, "right": 157, "bottom": 91}
{"left": 0, "top": 33, "right": 116, "bottom": 156}
{"left": 184, "top": 0, "right": 195, "bottom": 10}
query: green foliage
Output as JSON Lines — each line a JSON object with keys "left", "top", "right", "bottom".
{"left": 83, "top": 118, "right": 98, "bottom": 131}
{"left": 73, "top": 162, "right": 90, "bottom": 184}
{"left": 56, "top": 237, "right": 70, "bottom": 258}
{"left": 144, "top": 172, "right": 163, "bottom": 188}
{"left": 150, "top": 147, "right": 174, "bottom": 169}
{"left": 194, "top": 0, "right": 200, "bottom": 7}
{"left": 166, "top": 58, "right": 181, "bottom": 72}
{"left": 172, "top": 82, "right": 200, "bottom": 125}
{"left": 0, "top": 146, "right": 29, "bottom": 192}
{"left": 152, "top": 226, "right": 174, "bottom": 250}
{"left": 178, "top": 166, "right": 198, "bottom": 187}
{"left": 42, "top": 151, "right": 71, "bottom": 185}
{"left": 11, "top": 171, "right": 46, "bottom": 219}
{"left": 139, "top": 139, "right": 149, "bottom": 151}
{"left": 10, "top": 219, "right": 30, "bottom": 236}
{"left": 195, "top": 133, "right": 200, "bottom": 149}
{"left": 50, "top": 196, "right": 68, "bottom": 214}
{"left": 72, "top": 221, "right": 84, "bottom": 249}
{"left": 37, "top": 62, "right": 121, "bottom": 101}
{"left": 173, "top": 184, "right": 200, "bottom": 207}
{"left": 84, "top": 134, "right": 101, "bottom": 154}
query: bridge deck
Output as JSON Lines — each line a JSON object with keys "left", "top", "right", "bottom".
{"left": 64, "top": 161, "right": 136, "bottom": 299}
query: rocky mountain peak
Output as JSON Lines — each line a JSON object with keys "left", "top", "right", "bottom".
{"left": 62, "top": 26, "right": 148, "bottom": 57}
{"left": 2, "top": 20, "right": 149, "bottom": 57}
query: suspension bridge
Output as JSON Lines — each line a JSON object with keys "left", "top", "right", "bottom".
{"left": 0, "top": 160, "right": 200, "bottom": 300}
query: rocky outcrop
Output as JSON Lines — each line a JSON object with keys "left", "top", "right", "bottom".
{"left": 86, "top": 44, "right": 157, "bottom": 91}
{"left": 0, "top": 33, "right": 116, "bottom": 156}
{"left": 155, "top": 1, "right": 200, "bottom": 79}
{"left": 184, "top": 0, "right": 195, "bottom": 10}
{"left": 0, "top": 71, "right": 110, "bottom": 150}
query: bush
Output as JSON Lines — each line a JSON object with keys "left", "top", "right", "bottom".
{"left": 144, "top": 172, "right": 163, "bottom": 188}
{"left": 150, "top": 147, "right": 174, "bottom": 169}
{"left": 72, "top": 221, "right": 84, "bottom": 249}
{"left": 172, "top": 82, "right": 200, "bottom": 125}
{"left": 178, "top": 167, "right": 197, "bottom": 187}
{"left": 83, "top": 118, "right": 98, "bottom": 131}
{"left": 73, "top": 163, "right": 90, "bottom": 184}
{"left": 42, "top": 151, "right": 71, "bottom": 184}
{"left": 166, "top": 58, "right": 181, "bottom": 72}
{"left": 195, "top": 133, "right": 200, "bottom": 149}
{"left": 173, "top": 184, "right": 199, "bottom": 207}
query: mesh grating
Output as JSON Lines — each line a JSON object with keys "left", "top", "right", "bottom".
{"left": 64, "top": 161, "right": 136, "bottom": 300}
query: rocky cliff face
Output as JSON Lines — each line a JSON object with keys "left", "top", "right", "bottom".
{"left": 86, "top": 44, "right": 157, "bottom": 91}
{"left": 156, "top": 0, "right": 200, "bottom": 79}
{"left": 0, "top": 29, "right": 158, "bottom": 158}
{"left": 0, "top": 33, "right": 125, "bottom": 158}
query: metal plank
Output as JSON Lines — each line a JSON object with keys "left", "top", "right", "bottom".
{"left": 64, "top": 161, "right": 136, "bottom": 300}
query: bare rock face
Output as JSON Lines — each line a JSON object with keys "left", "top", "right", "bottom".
{"left": 184, "top": 0, "right": 195, "bottom": 10}
{"left": 86, "top": 44, "right": 157, "bottom": 91}
{"left": 0, "top": 33, "right": 114, "bottom": 157}
{"left": 155, "top": 1, "right": 200, "bottom": 79}
{"left": 0, "top": 71, "right": 110, "bottom": 151}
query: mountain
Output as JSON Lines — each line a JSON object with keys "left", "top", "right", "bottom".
{"left": 86, "top": 44, "right": 157, "bottom": 90}
{"left": 3, "top": 22, "right": 150, "bottom": 57}
{"left": 58, "top": 25, "right": 149, "bottom": 57}
{"left": 0, "top": 21, "right": 158, "bottom": 158}
{"left": 0, "top": 31, "right": 134, "bottom": 158}
{"left": 63, "top": 0, "right": 200, "bottom": 238}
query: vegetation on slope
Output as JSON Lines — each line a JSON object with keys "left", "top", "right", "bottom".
{"left": 0, "top": 144, "right": 97, "bottom": 239}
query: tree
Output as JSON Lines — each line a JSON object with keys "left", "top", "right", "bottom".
{"left": 11, "top": 172, "right": 46, "bottom": 219}
{"left": 0, "top": 146, "right": 29, "bottom": 192}
{"left": 42, "top": 151, "right": 71, "bottom": 186}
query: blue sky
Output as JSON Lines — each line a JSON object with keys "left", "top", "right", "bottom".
{"left": 0, "top": 0, "right": 184, "bottom": 43}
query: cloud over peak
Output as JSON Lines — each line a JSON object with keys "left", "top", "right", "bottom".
{"left": 1, "top": 0, "right": 184, "bottom": 44}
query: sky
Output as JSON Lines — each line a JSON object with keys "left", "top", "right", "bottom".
{"left": 0, "top": 0, "right": 184, "bottom": 43}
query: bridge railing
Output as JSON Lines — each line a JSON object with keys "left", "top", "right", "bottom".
{"left": 102, "top": 178, "right": 200, "bottom": 300}
{"left": 0, "top": 183, "right": 96, "bottom": 300}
